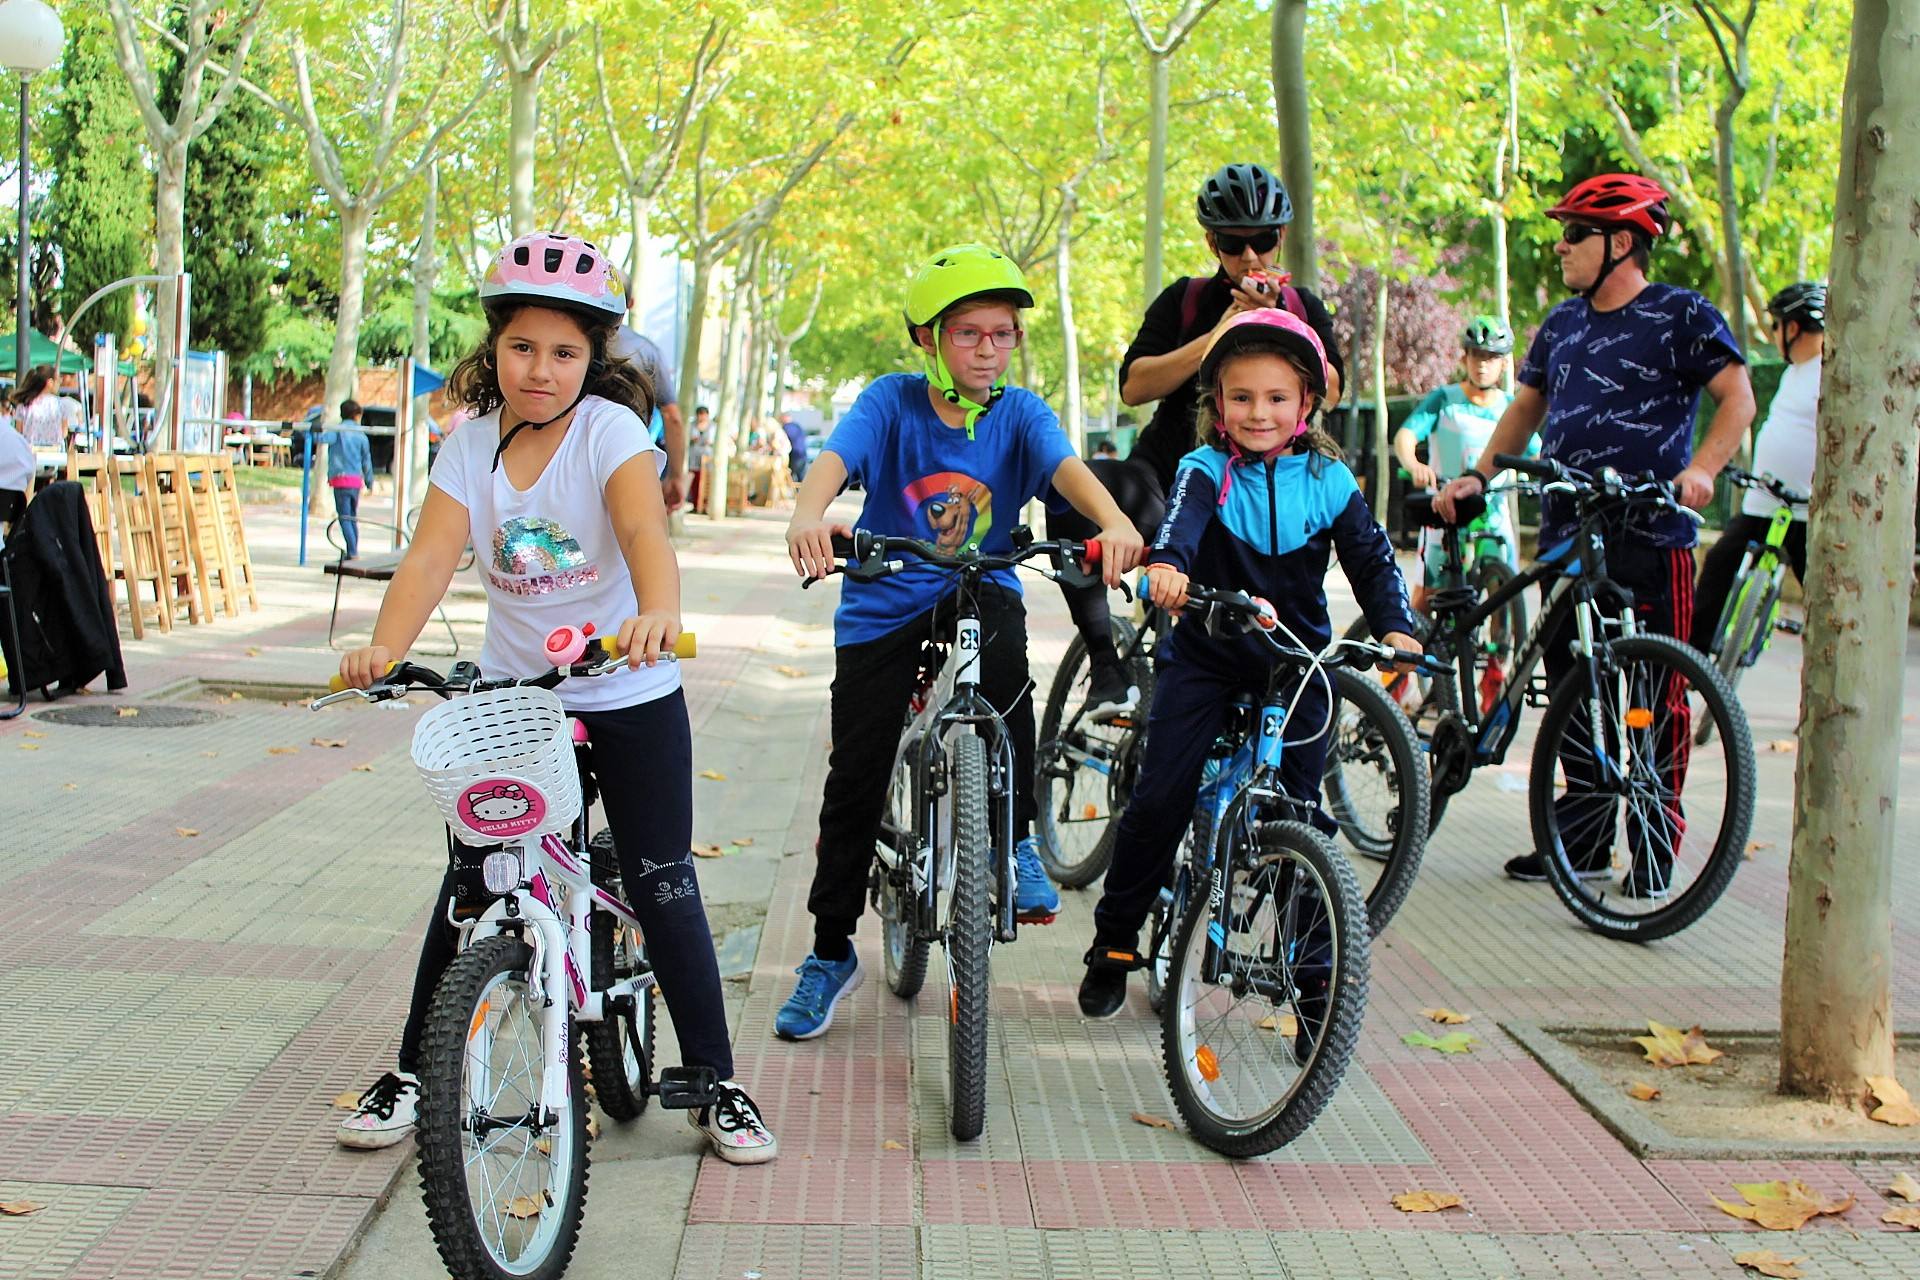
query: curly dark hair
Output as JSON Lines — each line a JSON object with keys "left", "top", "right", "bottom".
{"left": 1194, "top": 337, "right": 1341, "bottom": 468}
{"left": 446, "top": 303, "right": 654, "bottom": 422}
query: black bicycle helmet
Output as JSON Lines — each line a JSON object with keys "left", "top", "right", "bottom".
{"left": 1196, "top": 163, "right": 1293, "bottom": 229}
{"left": 1766, "top": 281, "right": 1828, "bottom": 331}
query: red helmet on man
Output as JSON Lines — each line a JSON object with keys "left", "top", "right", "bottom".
{"left": 1546, "top": 174, "right": 1672, "bottom": 238}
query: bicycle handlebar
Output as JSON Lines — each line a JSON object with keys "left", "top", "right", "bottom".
{"left": 1490, "top": 454, "right": 1703, "bottom": 526}
{"left": 1180, "top": 584, "right": 1453, "bottom": 678}
{"left": 312, "top": 632, "right": 697, "bottom": 709}
{"left": 1720, "top": 464, "right": 1810, "bottom": 507}
{"left": 815, "top": 528, "right": 1102, "bottom": 590}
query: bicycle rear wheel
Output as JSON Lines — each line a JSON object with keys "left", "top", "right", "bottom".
{"left": 1342, "top": 613, "right": 1456, "bottom": 736}
{"left": 1697, "top": 569, "right": 1768, "bottom": 745}
{"left": 879, "top": 744, "right": 929, "bottom": 999}
{"left": 1472, "top": 560, "right": 1528, "bottom": 717}
{"left": 1145, "top": 817, "right": 1206, "bottom": 1016}
{"left": 584, "top": 906, "right": 654, "bottom": 1121}
{"left": 419, "top": 935, "right": 588, "bottom": 1280}
{"left": 945, "top": 732, "right": 992, "bottom": 1141}
{"left": 1531, "top": 634, "right": 1755, "bottom": 941}
{"left": 1034, "top": 618, "right": 1150, "bottom": 887}
{"left": 1319, "top": 666, "right": 1430, "bottom": 933}
{"left": 1161, "top": 820, "right": 1369, "bottom": 1158}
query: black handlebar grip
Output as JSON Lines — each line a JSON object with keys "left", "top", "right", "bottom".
{"left": 1493, "top": 453, "right": 1557, "bottom": 480}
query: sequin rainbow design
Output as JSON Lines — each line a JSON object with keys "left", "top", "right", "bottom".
{"left": 493, "top": 517, "right": 588, "bottom": 575}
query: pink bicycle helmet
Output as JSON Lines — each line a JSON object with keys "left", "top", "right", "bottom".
{"left": 481, "top": 233, "right": 627, "bottom": 319}
{"left": 1200, "top": 307, "right": 1331, "bottom": 401}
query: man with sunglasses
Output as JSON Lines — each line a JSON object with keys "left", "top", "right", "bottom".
{"left": 1048, "top": 161, "right": 1345, "bottom": 718}
{"left": 1435, "top": 172, "right": 1756, "bottom": 886}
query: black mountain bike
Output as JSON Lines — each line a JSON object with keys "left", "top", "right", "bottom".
{"left": 1412, "top": 455, "right": 1757, "bottom": 941}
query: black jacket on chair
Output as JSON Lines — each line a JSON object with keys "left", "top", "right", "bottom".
{"left": 1, "top": 481, "right": 128, "bottom": 697}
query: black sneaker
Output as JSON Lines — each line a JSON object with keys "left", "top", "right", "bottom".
{"left": 1504, "top": 850, "right": 1612, "bottom": 882}
{"left": 1081, "top": 660, "right": 1138, "bottom": 723}
{"left": 1078, "top": 944, "right": 1138, "bottom": 1019}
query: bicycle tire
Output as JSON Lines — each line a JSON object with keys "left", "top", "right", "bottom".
{"left": 1160, "top": 819, "right": 1368, "bottom": 1158}
{"left": 1342, "top": 613, "right": 1457, "bottom": 732}
{"left": 1530, "top": 634, "right": 1755, "bottom": 942}
{"left": 880, "top": 751, "right": 930, "bottom": 999}
{"left": 1472, "top": 559, "right": 1528, "bottom": 709}
{"left": 1144, "top": 825, "right": 1202, "bottom": 1016}
{"left": 1319, "top": 666, "right": 1430, "bottom": 933}
{"left": 584, "top": 907, "right": 654, "bottom": 1121}
{"left": 1034, "top": 617, "right": 1150, "bottom": 888}
{"left": 419, "top": 935, "right": 589, "bottom": 1280}
{"left": 946, "top": 732, "right": 992, "bottom": 1142}
{"left": 1698, "top": 573, "right": 1764, "bottom": 745}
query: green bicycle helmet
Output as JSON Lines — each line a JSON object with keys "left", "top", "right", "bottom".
{"left": 1462, "top": 315, "right": 1514, "bottom": 355}
{"left": 902, "top": 244, "right": 1034, "bottom": 438}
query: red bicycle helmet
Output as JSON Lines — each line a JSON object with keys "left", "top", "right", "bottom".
{"left": 1546, "top": 174, "right": 1671, "bottom": 238}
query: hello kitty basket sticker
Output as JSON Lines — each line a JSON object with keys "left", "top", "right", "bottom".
{"left": 411, "top": 686, "right": 583, "bottom": 845}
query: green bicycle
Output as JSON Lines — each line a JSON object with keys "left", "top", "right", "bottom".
{"left": 1694, "top": 466, "right": 1808, "bottom": 746}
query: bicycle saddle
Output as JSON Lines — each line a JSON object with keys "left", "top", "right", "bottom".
{"left": 1402, "top": 489, "right": 1487, "bottom": 529}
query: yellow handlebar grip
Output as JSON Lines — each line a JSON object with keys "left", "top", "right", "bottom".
{"left": 673, "top": 632, "right": 697, "bottom": 659}
{"left": 328, "top": 660, "right": 397, "bottom": 693}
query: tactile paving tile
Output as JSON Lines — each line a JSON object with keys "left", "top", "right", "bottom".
{"left": 710, "top": 1050, "right": 912, "bottom": 1160}
{"left": 918, "top": 1224, "right": 1050, "bottom": 1279}
{"left": 1255, "top": 1067, "right": 1435, "bottom": 1166}
{"left": 1272, "top": 1230, "right": 1750, "bottom": 1278}
{"left": 919, "top": 1159, "right": 1035, "bottom": 1226}
{"left": 1042, "top": 1228, "right": 1288, "bottom": 1279}
{"left": 60, "top": 1185, "right": 371, "bottom": 1280}
{"left": 1236, "top": 1161, "right": 1470, "bottom": 1231}
{"left": 1370, "top": 1058, "right": 1701, "bottom": 1231}
{"left": 0, "top": 1181, "right": 143, "bottom": 1280}
{"left": 1024, "top": 1160, "right": 1263, "bottom": 1230}
{"left": 688, "top": 1151, "right": 915, "bottom": 1226}
{"left": 1648, "top": 1159, "right": 1896, "bottom": 1234}
{"left": 1708, "top": 1229, "right": 1920, "bottom": 1278}
{"left": 911, "top": 1063, "right": 1022, "bottom": 1161}
{"left": 673, "top": 1223, "right": 919, "bottom": 1280}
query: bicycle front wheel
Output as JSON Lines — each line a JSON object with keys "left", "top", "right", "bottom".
{"left": 1531, "top": 634, "right": 1756, "bottom": 942}
{"left": 1161, "top": 820, "right": 1369, "bottom": 1158}
{"left": 1319, "top": 666, "right": 1430, "bottom": 933}
{"left": 945, "top": 732, "right": 992, "bottom": 1141}
{"left": 1034, "top": 618, "right": 1150, "bottom": 887}
{"left": 419, "top": 935, "right": 588, "bottom": 1280}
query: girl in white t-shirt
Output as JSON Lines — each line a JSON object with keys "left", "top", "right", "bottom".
{"left": 332, "top": 233, "right": 777, "bottom": 1164}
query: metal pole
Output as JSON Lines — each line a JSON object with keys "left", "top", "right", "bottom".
{"left": 15, "top": 75, "right": 29, "bottom": 386}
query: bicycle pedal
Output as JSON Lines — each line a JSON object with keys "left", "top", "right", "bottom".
{"left": 1084, "top": 946, "right": 1145, "bottom": 972}
{"left": 653, "top": 1065, "right": 720, "bottom": 1111}
{"left": 1774, "top": 618, "right": 1803, "bottom": 635}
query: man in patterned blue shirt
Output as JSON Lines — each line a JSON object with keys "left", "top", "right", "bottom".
{"left": 1436, "top": 173, "right": 1755, "bottom": 885}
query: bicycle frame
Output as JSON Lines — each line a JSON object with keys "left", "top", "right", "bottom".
{"left": 1713, "top": 503, "right": 1795, "bottom": 664}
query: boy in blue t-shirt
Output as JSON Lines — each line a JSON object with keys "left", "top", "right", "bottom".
{"left": 775, "top": 245, "right": 1144, "bottom": 1041}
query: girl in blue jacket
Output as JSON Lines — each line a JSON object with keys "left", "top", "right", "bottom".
{"left": 1077, "top": 308, "right": 1420, "bottom": 1020}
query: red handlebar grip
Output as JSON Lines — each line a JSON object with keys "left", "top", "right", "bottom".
{"left": 1081, "top": 538, "right": 1101, "bottom": 565}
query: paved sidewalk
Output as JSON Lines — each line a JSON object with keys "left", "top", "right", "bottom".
{"left": 2, "top": 496, "right": 1917, "bottom": 1279}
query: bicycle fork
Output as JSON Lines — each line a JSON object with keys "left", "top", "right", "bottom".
{"left": 1200, "top": 697, "right": 1288, "bottom": 985}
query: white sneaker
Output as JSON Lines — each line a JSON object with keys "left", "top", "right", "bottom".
{"left": 336, "top": 1071, "right": 420, "bottom": 1149}
{"left": 691, "top": 1081, "right": 779, "bottom": 1165}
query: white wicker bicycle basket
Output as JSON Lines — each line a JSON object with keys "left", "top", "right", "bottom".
{"left": 411, "top": 686, "right": 582, "bottom": 846}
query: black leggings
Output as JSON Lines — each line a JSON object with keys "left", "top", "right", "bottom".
{"left": 1045, "top": 457, "right": 1170, "bottom": 670}
{"left": 1689, "top": 514, "right": 1807, "bottom": 654}
{"left": 396, "top": 688, "right": 733, "bottom": 1080}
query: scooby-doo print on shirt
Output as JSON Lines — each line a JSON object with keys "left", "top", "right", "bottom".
{"left": 906, "top": 472, "right": 993, "bottom": 554}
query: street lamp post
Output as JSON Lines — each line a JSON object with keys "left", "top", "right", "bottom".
{"left": 0, "top": 0, "right": 64, "bottom": 387}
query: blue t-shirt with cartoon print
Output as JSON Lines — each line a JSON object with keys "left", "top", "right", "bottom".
{"left": 822, "top": 373, "right": 1076, "bottom": 644}
{"left": 1518, "top": 282, "right": 1742, "bottom": 549}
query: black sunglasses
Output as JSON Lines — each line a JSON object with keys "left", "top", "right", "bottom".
{"left": 1214, "top": 229, "right": 1281, "bottom": 256}
{"left": 1559, "top": 222, "right": 1610, "bottom": 246}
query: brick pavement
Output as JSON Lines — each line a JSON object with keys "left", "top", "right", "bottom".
{"left": 2, "top": 496, "right": 1916, "bottom": 1279}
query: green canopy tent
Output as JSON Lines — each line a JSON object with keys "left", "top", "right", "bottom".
{"left": 0, "top": 330, "right": 138, "bottom": 377}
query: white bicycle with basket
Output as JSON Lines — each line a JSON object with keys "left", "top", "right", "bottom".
{"left": 313, "top": 624, "right": 699, "bottom": 1280}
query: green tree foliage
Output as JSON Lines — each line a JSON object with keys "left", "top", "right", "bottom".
{"left": 44, "top": 6, "right": 147, "bottom": 343}
{"left": 175, "top": 68, "right": 278, "bottom": 361}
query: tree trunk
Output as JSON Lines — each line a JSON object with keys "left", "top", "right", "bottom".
{"left": 678, "top": 247, "right": 711, "bottom": 415}
{"left": 153, "top": 135, "right": 189, "bottom": 438}
{"left": 311, "top": 203, "right": 374, "bottom": 514}
{"left": 628, "top": 194, "right": 651, "bottom": 324}
{"left": 1777, "top": 0, "right": 1917, "bottom": 1107}
{"left": 1370, "top": 270, "right": 1390, "bottom": 521}
{"left": 1496, "top": 1, "right": 1518, "bottom": 394}
{"left": 408, "top": 164, "right": 439, "bottom": 506}
{"left": 1144, "top": 53, "right": 1169, "bottom": 306}
{"left": 1713, "top": 94, "right": 1751, "bottom": 355}
{"left": 705, "top": 261, "right": 748, "bottom": 520}
{"left": 1269, "top": 0, "right": 1317, "bottom": 291}
{"left": 508, "top": 68, "right": 539, "bottom": 236}
{"left": 1056, "top": 182, "right": 1084, "bottom": 456}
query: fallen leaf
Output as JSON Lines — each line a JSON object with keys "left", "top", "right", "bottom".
{"left": 1632, "top": 1020, "right": 1725, "bottom": 1068}
{"left": 22, "top": 730, "right": 44, "bottom": 738}
{"left": 1712, "top": 1179, "right": 1854, "bottom": 1230}
{"left": 332, "top": 1090, "right": 363, "bottom": 1110}
{"left": 1744, "top": 840, "right": 1773, "bottom": 858}
{"left": 352, "top": 763, "right": 375, "bottom": 772}
{"left": 1767, "top": 739, "right": 1797, "bottom": 753}
{"left": 1419, "top": 1007, "right": 1472, "bottom": 1025}
{"left": 310, "top": 737, "right": 348, "bottom": 749}
{"left": 174, "top": 827, "right": 200, "bottom": 838}
{"left": 1392, "top": 1190, "right": 1464, "bottom": 1213}
{"left": 0, "top": 1200, "right": 46, "bottom": 1216}
{"left": 17, "top": 743, "right": 38, "bottom": 751}
{"left": 245, "top": 646, "right": 262, "bottom": 657}
{"left": 1628, "top": 1081, "right": 1663, "bottom": 1101}
{"left": 228, "top": 691, "right": 244, "bottom": 701}
{"left": 502, "top": 1195, "right": 544, "bottom": 1219}
{"left": 1884, "top": 1206, "right": 1920, "bottom": 1230}
{"left": 1403, "top": 1031, "right": 1476, "bottom": 1054}
{"left": 117, "top": 706, "right": 139, "bottom": 718}
{"left": 772, "top": 665, "right": 807, "bottom": 678}
{"left": 1868, "top": 1077, "right": 1920, "bottom": 1126}
{"left": 698, "top": 769, "right": 727, "bottom": 781}
{"left": 881, "top": 1139, "right": 907, "bottom": 1151}
{"left": 1886, "top": 1172, "right": 1920, "bottom": 1202}
{"left": 740, "top": 712, "right": 764, "bottom": 723}
{"left": 586, "top": 1114, "right": 599, "bottom": 1140}
{"left": 267, "top": 746, "right": 300, "bottom": 756}
{"left": 730, "top": 837, "right": 755, "bottom": 847}
{"left": 1256, "top": 1013, "right": 1301, "bottom": 1036}
{"left": 200, "top": 750, "right": 219, "bottom": 758}
{"left": 1130, "top": 1112, "right": 1177, "bottom": 1130}
{"left": 1733, "top": 1249, "right": 1807, "bottom": 1278}
{"left": 61, "top": 782, "right": 77, "bottom": 791}
{"left": 691, "top": 843, "right": 725, "bottom": 858}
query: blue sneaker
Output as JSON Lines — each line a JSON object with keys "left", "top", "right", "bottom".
{"left": 1013, "top": 837, "right": 1060, "bottom": 923}
{"left": 773, "top": 951, "right": 862, "bottom": 1041}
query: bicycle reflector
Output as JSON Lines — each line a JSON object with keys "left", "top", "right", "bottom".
{"left": 1195, "top": 1045, "right": 1221, "bottom": 1082}
{"left": 482, "top": 849, "right": 524, "bottom": 893}
{"left": 1624, "top": 707, "right": 1655, "bottom": 729}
